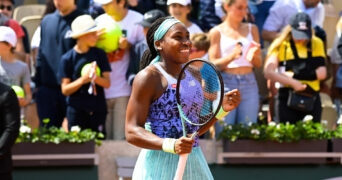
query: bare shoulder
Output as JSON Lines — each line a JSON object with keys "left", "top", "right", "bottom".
{"left": 132, "top": 65, "right": 166, "bottom": 100}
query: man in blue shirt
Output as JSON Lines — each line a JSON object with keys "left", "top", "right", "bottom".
{"left": 34, "top": 0, "right": 83, "bottom": 128}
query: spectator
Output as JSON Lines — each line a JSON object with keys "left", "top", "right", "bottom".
{"left": 189, "top": 32, "right": 210, "bottom": 60}
{"left": 127, "top": 9, "right": 166, "bottom": 85}
{"left": 208, "top": 0, "right": 261, "bottom": 136}
{"left": 125, "top": 16, "right": 240, "bottom": 179}
{"left": 31, "top": 0, "right": 56, "bottom": 74}
{"left": 94, "top": 0, "right": 145, "bottom": 140}
{"left": 34, "top": 0, "right": 83, "bottom": 128}
{"left": 261, "top": 0, "right": 324, "bottom": 122}
{"left": 0, "top": 26, "right": 32, "bottom": 116}
{"left": 0, "top": 0, "right": 28, "bottom": 63}
{"left": 167, "top": 0, "right": 203, "bottom": 34}
{"left": 59, "top": 14, "right": 111, "bottom": 136}
{"left": 249, "top": 0, "right": 277, "bottom": 47}
{"left": 0, "top": 82, "right": 20, "bottom": 180}
{"left": 264, "top": 12, "right": 327, "bottom": 124}
{"left": 261, "top": 0, "right": 324, "bottom": 43}
{"left": 197, "top": 0, "right": 222, "bottom": 32}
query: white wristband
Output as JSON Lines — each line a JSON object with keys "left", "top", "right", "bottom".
{"left": 162, "top": 138, "right": 176, "bottom": 154}
{"left": 215, "top": 106, "right": 229, "bottom": 120}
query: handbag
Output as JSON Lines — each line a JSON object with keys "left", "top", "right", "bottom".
{"left": 287, "top": 90, "right": 316, "bottom": 112}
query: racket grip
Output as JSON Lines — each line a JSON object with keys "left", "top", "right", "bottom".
{"left": 174, "top": 154, "right": 189, "bottom": 180}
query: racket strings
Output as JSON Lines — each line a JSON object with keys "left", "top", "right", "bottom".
{"left": 178, "top": 61, "right": 222, "bottom": 126}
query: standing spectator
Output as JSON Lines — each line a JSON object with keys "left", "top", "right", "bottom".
{"left": 127, "top": 9, "right": 166, "bottom": 85}
{"left": 261, "top": 0, "right": 324, "bottom": 122}
{"left": 261, "top": 0, "right": 324, "bottom": 43}
{"left": 197, "top": 0, "right": 222, "bottom": 32}
{"left": 208, "top": 0, "right": 262, "bottom": 136}
{"left": 0, "top": 82, "right": 20, "bottom": 180}
{"left": 249, "top": 0, "right": 277, "bottom": 47}
{"left": 0, "top": 0, "right": 28, "bottom": 63}
{"left": 31, "top": 0, "right": 56, "bottom": 75}
{"left": 264, "top": 12, "right": 327, "bottom": 124}
{"left": 34, "top": 0, "right": 83, "bottom": 128}
{"left": 59, "top": 14, "right": 111, "bottom": 136}
{"left": 167, "top": 0, "right": 203, "bottom": 34}
{"left": 94, "top": 0, "right": 145, "bottom": 140}
{"left": 125, "top": 16, "right": 240, "bottom": 179}
{"left": 0, "top": 26, "right": 32, "bottom": 117}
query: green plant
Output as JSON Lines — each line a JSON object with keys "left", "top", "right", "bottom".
{"left": 218, "top": 118, "right": 336, "bottom": 143}
{"left": 16, "top": 119, "right": 104, "bottom": 145}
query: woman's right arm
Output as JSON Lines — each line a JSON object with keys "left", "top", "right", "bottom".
{"left": 125, "top": 68, "right": 165, "bottom": 150}
{"left": 264, "top": 54, "right": 306, "bottom": 91}
{"left": 125, "top": 67, "right": 194, "bottom": 154}
{"left": 208, "top": 28, "right": 241, "bottom": 71}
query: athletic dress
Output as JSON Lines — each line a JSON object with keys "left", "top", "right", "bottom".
{"left": 132, "top": 63, "right": 214, "bottom": 180}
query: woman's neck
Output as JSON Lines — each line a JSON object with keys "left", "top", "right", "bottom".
{"left": 225, "top": 16, "right": 242, "bottom": 30}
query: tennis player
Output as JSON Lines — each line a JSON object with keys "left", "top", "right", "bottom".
{"left": 125, "top": 16, "right": 240, "bottom": 180}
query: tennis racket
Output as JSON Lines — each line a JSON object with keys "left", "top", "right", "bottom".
{"left": 174, "top": 58, "right": 224, "bottom": 180}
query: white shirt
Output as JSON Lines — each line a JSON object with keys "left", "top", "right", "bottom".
{"left": 263, "top": 0, "right": 325, "bottom": 32}
{"left": 95, "top": 10, "right": 144, "bottom": 99}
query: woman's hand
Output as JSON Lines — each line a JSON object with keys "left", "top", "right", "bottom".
{"left": 174, "top": 136, "right": 195, "bottom": 154}
{"left": 222, "top": 89, "right": 241, "bottom": 112}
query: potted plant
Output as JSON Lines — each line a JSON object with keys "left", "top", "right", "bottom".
{"left": 217, "top": 116, "right": 335, "bottom": 164}
{"left": 12, "top": 119, "right": 104, "bottom": 166}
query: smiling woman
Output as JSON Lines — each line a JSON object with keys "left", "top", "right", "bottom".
{"left": 125, "top": 16, "right": 241, "bottom": 180}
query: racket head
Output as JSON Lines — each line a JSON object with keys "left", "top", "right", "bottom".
{"left": 176, "top": 58, "right": 224, "bottom": 127}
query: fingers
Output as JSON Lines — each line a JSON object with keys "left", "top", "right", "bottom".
{"left": 174, "top": 136, "right": 195, "bottom": 154}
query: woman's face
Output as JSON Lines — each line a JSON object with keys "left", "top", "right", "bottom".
{"left": 168, "top": 3, "right": 190, "bottom": 21}
{"left": 224, "top": 0, "right": 248, "bottom": 21}
{"left": 158, "top": 23, "right": 192, "bottom": 64}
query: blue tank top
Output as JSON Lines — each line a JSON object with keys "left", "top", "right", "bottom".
{"left": 145, "top": 63, "right": 203, "bottom": 147}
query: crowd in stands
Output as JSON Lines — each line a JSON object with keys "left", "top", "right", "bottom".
{"left": 1, "top": 0, "right": 342, "bottom": 140}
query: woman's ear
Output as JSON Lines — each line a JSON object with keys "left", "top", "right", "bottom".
{"left": 155, "top": 40, "right": 162, "bottom": 50}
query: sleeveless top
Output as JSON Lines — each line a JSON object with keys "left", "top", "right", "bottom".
{"left": 145, "top": 63, "right": 204, "bottom": 147}
{"left": 217, "top": 23, "right": 254, "bottom": 68}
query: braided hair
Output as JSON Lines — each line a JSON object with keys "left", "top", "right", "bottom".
{"left": 139, "top": 16, "right": 172, "bottom": 70}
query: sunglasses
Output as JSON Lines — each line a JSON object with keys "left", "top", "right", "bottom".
{"left": 0, "top": 5, "right": 13, "bottom": 11}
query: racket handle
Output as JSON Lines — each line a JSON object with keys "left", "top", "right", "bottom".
{"left": 174, "top": 153, "right": 189, "bottom": 180}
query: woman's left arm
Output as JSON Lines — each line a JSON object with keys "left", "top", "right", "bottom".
{"left": 249, "top": 24, "right": 262, "bottom": 68}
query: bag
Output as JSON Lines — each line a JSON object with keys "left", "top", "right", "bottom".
{"left": 287, "top": 90, "right": 317, "bottom": 112}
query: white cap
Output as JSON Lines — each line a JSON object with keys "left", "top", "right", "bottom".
{"left": 69, "top": 15, "right": 103, "bottom": 39}
{"left": 0, "top": 26, "right": 17, "bottom": 47}
{"left": 93, "top": 0, "right": 112, "bottom": 5}
{"left": 167, "top": 0, "right": 191, "bottom": 6}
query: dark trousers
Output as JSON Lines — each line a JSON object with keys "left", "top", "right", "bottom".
{"left": 35, "top": 86, "right": 66, "bottom": 127}
{"left": 67, "top": 106, "right": 106, "bottom": 137}
{"left": 276, "top": 88, "right": 322, "bottom": 124}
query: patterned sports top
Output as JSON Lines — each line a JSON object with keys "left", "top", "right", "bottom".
{"left": 145, "top": 63, "right": 203, "bottom": 147}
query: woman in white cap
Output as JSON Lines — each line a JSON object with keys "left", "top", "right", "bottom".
{"left": 58, "top": 15, "right": 111, "bottom": 136}
{"left": 167, "top": 0, "right": 203, "bottom": 35}
{"left": 0, "top": 26, "right": 32, "bottom": 110}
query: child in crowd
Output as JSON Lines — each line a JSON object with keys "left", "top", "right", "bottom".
{"left": 59, "top": 15, "right": 111, "bottom": 136}
{"left": 0, "top": 26, "right": 32, "bottom": 117}
{"left": 167, "top": 0, "right": 203, "bottom": 34}
{"left": 189, "top": 32, "right": 210, "bottom": 60}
